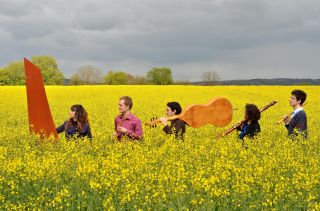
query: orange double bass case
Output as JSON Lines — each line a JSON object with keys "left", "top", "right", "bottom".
{"left": 24, "top": 58, "right": 58, "bottom": 139}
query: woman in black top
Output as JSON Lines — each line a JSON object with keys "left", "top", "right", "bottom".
{"left": 159, "top": 102, "right": 186, "bottom": 139}
{"left": 56, "top": 104, "right": 92, "bottom": 140}
{"left": 237, "top": 104, "right": 261, "bottom": 139}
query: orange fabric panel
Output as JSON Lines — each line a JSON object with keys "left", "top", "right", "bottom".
{"left": 24, "top": 58, "right": 58, "bottom": 139}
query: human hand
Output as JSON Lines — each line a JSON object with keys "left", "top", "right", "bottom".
{"left": 283, "top": 115, "right": 290, "bottom": 124}
{"left": 159, "top": 117, "right": 168, "bottom": 126}
{"left": 117, "top": 126, "right": 127, "bottom": 133}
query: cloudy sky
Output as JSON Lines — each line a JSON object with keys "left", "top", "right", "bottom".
{"left": 1, "top": 0, "right": 320, "bottom": 80}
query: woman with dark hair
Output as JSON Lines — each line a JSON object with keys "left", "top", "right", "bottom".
{"left": 237, "top": 104, "right": 261, "bottom": 139}
{"left": 159, "top": 102, "right": 186, "bottom": 139}
{"left": 56, "top": 104, "right": 92, "bottom": 140}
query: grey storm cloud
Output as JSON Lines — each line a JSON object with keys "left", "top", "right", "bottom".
{"left": 1, "top": 0, "right": 320, "bottom": 80}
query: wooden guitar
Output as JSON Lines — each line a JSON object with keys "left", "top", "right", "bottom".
{"left": 145, "top": 97, "right": 233, "bottom": 128}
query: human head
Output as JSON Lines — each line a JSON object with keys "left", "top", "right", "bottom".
{"left": 166, "top": 102, "right": 182, "bottom": 117}
{"left": 119, "top": 96, "right": 133, "bottom": 113}
{"left": 69, "top": 104, "right": 88, "bottom": 124}
{"left": 290, "top": 89, "right": 307, "bottom": 107}
{"left": 245, "top": 104, "right": 261, "bottom": 122}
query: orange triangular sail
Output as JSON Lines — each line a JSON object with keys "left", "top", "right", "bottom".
{"left": 24, "top": 58, "right": 58, "bottom": 139}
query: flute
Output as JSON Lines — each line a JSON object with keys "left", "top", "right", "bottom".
{"left": 276, "top": 102, "right": 307, "bottom": 125}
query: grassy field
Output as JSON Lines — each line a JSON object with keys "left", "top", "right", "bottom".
{"left": 0, "top": 85, "right": 319, "bottom": 210}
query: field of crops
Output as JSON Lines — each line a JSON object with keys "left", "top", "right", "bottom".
{"left": 0, "top": 85, "right": 319, "bottom": 210}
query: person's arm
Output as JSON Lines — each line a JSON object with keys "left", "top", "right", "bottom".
{"left": 56, "top": 122, "right": 66, "bottom": 134}
{"left": 247, "top": 123, "right": 260, "bottom": 138}
{"left": 173, "top": 120, "right": 185, "bottom": 138}
{"left": 114, "top": 118, "right": 119, "bottom": 137}
{"left": 286, "top": 116, "right": 297, "bottom": 136}
{"left": 82, "top": 124, "right": 92, "bottom": 139}
{"left": 126, "top": 119, "right": 143, "bottom": 139}
{"left": 283, "top": 114, "right": 292, "bottom": 134}
{"left": 238, "top": 131, "right": 246, "bottom": 139}
{"left": 236, "top": 124, "right": 243, "bottom": 131}
{"left": 163, "top": 125, "right": 172, "bottom": 134}
{"left": 160, "top": 117, "right": 171, "bottom": 134}
{"left": 238, "top": 124, "right": 248, "bottom": 139}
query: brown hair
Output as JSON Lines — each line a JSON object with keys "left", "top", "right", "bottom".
{"left": 245, "top": 104, "right": 261, "bottom": 122}
{"left": 120, "top": 96, "right": 133, "bottom": 110}
{"left": 65, "top": 104, "right": 89, "bottom": 132}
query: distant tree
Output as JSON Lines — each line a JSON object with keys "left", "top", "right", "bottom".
{"left": 31, "top": 56, "right": 64, "bottom": 85}
{"left": 201, "top": 71, "right": 220, "bottom": 85}
{"left": 174, "top": 80, "right": 191, "bottom": 85}
{"left": 0, "top": 61, "right": 25, "bottom": 85}
{"left": 104, "top": 71, "right": 147, "bottom": 85}
{"left": 69, "top": 74, "right": 82, "bottom": 85}
{"left": 129, "top": 75, "right": 146, "bottom": 85}
{"left": 299, "top": 82, "right": 311, "bottom": 86}
{"left": 0, "top": 68, "right": 10, "bottom": 85}
{"left": 146, "top": 67, "right": 173, "bottom": 85}
{"left": 71, "top": 65, "right": 103, "bottom": 85}
{"left": 104, "top": 71, "right": 129, "bottom": 85}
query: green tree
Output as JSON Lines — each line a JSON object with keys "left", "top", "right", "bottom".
{"left": 146, "top": 67, "right": 173, "bottom": 85}
{"left": 128, "top": 75, "right": 146, "bottom": 85}
{"left": 0, "top": 68, "right": 10, "bottom": 85}
{"left": 31, "top": 56, "right": 64, "bottom": 85}
{"left": 104, "top": 71, "right": 130, "bottom": 85}
{"left": 0, "top": 61, "right": 25, "bottom": 85}
{"left": 69, "top": 74, "right": 82, "bottom": 85}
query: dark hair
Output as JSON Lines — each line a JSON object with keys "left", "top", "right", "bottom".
{"left": 120, "top": 96, "right": 133, "bottom": 110}
{"left": 245, "top": 104, "right": 261, "bottom": 122}
{"left": 66, "top": 104, "right": 89, "bottom": 132}
{"left": 291, "top": 89, "right": 307, "bottom": 105}
{"left": 167, "top": 102, "right": 182, "bottom": 115}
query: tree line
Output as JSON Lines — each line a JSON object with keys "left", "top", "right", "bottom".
{"left": 0, "top": 56, "right": 219, "bottom": 85}
{"left": 69, "top": 66, "right": 174, "bottom": 85}
{"left": 0, "top": 56, "right": 64, "bottom": 85}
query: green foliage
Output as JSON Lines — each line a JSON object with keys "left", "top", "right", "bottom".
{"left": 0, "top": 56, "right": 64, "bottom": 85}
{"left": 104, "top": 71, "right": 130, "bottom": 85}
{"left": 104, "top": 71, "right": 148, "bottom": 85}
{"left": 69, "top": 74, "right": 82, "bottom": 85}
{"left": 129, "top": 75, "right": 147, "bottom": 85}
{"left": 0, "top": 68, "right": 11, "bottom": 85}
{"left": 31, "top": 56, "right": 64, "bottom": 85}
{"left": 146, "top": 67, "right": 173, "bottom": 85}
{"left": 0, "top": 61, "right": 25, "bottom": 85}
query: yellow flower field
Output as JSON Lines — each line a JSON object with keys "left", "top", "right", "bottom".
{"left": 0, "top": 85, "right": 319, "bottom": 210}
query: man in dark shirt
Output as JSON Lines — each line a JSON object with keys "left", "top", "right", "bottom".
{"left": 283, "top": 90, "right": 307, "bottom": 138}
{"left": 159, "top": 102, "right": 186, "bottom": 139}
